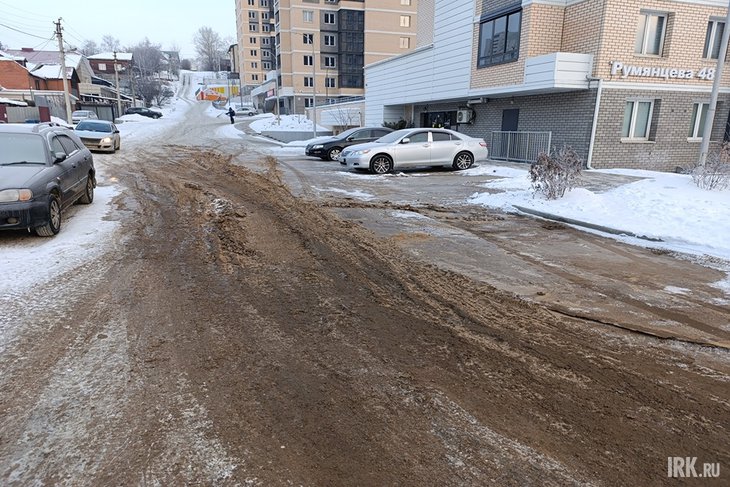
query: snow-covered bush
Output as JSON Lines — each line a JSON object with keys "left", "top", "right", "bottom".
{"left": 687, "top": 143, "right": 730, "bottom": 190}
{"left": 529, "top": 145, "right": 583, "bottom": 200}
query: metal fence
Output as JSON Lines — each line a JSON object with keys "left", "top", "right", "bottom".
{"left": 490, "top": 131, "right": 552, "bottom": 163}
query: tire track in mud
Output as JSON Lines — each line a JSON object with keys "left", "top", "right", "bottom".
{"left": 3, "top": 119, "right": 729, "bottom": 485}
{"left": 101, "top": 146, "right": 729, "bottom": 485}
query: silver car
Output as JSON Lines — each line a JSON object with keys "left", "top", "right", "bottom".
{"left": 340, "top": 128, "right": 488, "bottom": 174}
{"left": 74, "top": 120, "right": 121, "bottom": 152}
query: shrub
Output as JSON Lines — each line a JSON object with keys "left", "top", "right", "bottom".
{"left": 382, "top": 119, "right": 414, "bottom": 130}
{"left": 529, "top": 145, "right": 583, "bottom": 200}
{"left": 687, "top": 142, "right": 730, "bottom": 190}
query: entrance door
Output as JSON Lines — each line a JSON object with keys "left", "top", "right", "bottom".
{"left": 501, "top": 109, "right": 519, "bottom": 131}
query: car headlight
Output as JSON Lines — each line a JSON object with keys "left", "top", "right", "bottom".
{"left": 352, "top": 149, "right": 371, "bottom": 156}
{"left": 102, "top": 137, "right": 112, "bottom": 144}
{"left": 0, "top": 189, "right": 33, "bottom": 203}
{"left": 312, "top": 144, "right": 324, "bottom": 149}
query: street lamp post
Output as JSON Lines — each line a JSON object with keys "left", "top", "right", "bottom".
{"left": 312, "top": 33, "right": 317, "bottom": 138}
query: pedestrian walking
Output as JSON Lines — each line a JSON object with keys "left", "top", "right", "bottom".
{"left": 227, "top": 107, "right": 236, "bottom": 124}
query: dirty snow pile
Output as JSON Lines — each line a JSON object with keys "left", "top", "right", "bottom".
{"left": 467, "top": 165, "right": 730, "bottom": 263}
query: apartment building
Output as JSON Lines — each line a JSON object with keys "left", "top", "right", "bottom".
{"left": 235, "top": 0, "right": 419, "bottom": 114}
{"left": 365, "top": 0, "right": 730, "bottom": 171}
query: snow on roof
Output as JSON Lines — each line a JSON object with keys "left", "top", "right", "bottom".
{"left": 0, "top": 97, "right": 28, "bottom": 106}
{"left": 3, "top": 49, "right": 86, "bottom": 69}
{"left": 30, "top": 64, "right": 74, "bottom": 80}
{"left": 88, "top": 52, "right": 133, "bottom": 61}
{"left": 0, "top": 50, "right": 26, "bottom": 61}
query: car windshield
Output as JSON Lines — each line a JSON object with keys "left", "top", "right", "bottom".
{"left": 374, "top": 129, "right": 412, "bottom": 144}
{"left": 76, "top": 121, "right": 112, "bottom": 133}
{"left": 336, "top": 127, "right": 362, "bottom": 139}
{"left": 0, "top": 133, "right": 47, "bottom": 165}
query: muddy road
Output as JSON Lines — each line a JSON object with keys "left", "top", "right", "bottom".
{"left": 1, "top": 98, "right": 729, "bottom": 486}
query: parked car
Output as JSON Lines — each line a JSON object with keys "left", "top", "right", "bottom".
{"left": 0, "top": 123, "right": 95, "bottom": 236}
{"left": 74, "top": 120, "right": 121, "bottom": 152}
{"left": 340, "top": 128, "right": 488, "bottom": 174}
{"left": 71, "top": 110, "right": 98, "bottom": 124}
{"left": 305, "top": 127, "right": 394, "bottom": 161}
{"left": 124, "top": 107, "right": 162, "bottom": 119}
{"left": 229, "top": 104, "right": 259, "bottom": 117}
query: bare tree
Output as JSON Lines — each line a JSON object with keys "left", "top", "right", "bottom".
{"left": 154, "top": 83, "right": 175, "bottom": 107}
{"left": 80, "top": 40, "right": 99, "bottom": 56}
{"left": 330, "top": 106, "right": 360, "bottom": 130}
{"left": 137, "top": 78, "right": 161, "bottom": 107}
{"left": 130, "top": 38, "right": 163, "bottom": 77}
{"left": 180, "top": 59, "right": 193, "bottom": 70}
{"left": 101, "top": 35, "right": 121, "bottom": 53}
{"left": 0, "top": 40, "right": 5, "bottom": 50}
{"left": 194, "top": 26, "right": 224, "bottom": 71}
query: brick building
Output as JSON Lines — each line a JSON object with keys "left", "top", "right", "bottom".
{"left": 235, "top": 0, "right": 419, "bottom": 114}
{"left": 365, "top": 0, "right": 730, "bottom": 171}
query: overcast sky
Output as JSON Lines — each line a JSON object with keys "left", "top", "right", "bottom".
{"left": 0, "top": 0, "right": 236, "bottom": 59}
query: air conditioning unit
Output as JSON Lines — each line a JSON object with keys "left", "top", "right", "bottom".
{"left": 456, "top": 108, "right": 474, "bottom": 124}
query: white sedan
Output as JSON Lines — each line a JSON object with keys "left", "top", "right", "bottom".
{"left": 339, "top": 128, "right": 488, "bottom": 174}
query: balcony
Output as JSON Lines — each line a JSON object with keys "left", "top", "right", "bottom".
{"left": 523, "top": 52, "right": 593, "bottom": 91}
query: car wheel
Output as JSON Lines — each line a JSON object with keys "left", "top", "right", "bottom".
{"left": 326, "top": 147, "right": 343, "bottom": 161}
{"left": 247, "top": 111, "right": 254, "bottom": 116}
{"left": 453, "top": 151, "right": 474, "bottom": 170}
{"left": 370, "top": 154, "right": 393, "bottom": 174}
{"left": 78, "top": 175, "right": 94, "bottom": 204}
{"left": 35, "top": 194, "right": 62, "bottom": 236}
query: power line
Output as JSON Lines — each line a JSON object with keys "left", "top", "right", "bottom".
{"left": 0, "top": 22, "right": 55, "bottom": 41}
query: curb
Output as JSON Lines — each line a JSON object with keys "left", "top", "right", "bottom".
{"left": 512, "top": 205, "right": 664, "bottom": 242}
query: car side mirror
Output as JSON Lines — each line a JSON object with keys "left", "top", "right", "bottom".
{"left": 401, "top": 138, "right": 410, "bottom": 144}
{"left": 54, "top": 152, "right": 67, "bottom": 163}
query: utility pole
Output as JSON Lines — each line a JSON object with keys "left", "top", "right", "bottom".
{"left": 699, "top": 0, "right": 730, "bottom": 165}
{"left": 54, "top": 18, "right": 73, "bottom": 124}
{"left": 312, "top": 34, "right": 317, "bottom": 138}
{"left": 113, "top": 51, "right": 122, "bottom": 119}
{"left": 129, "top": 64, "right": 136, "bottom": 107}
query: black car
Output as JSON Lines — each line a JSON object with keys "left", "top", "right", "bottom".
{"left": 0, "top": 123, "right": 96, "bottom": 236}
{"left": 305, "top": 127, "right": 394, "bottom": 161}
{"left": 124, "top": 106, "right": 163, "bottom": 119}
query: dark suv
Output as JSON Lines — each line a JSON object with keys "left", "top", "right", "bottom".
{"left": 305, "top": 127, "right": 393, "bottom": 161}
{"left": 0, "top": 123, "right": 96, "bottom": 236}
{"left": 125, "top": 106, "right": 162, "bottom": 119}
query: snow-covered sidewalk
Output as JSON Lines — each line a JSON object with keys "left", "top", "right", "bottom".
{"left": 465, "top": 164, "right": 730, "bottom": 266}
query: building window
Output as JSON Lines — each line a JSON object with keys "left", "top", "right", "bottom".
{"left": 622, "top": 100, "right": 654, "bottom": 139}
{"left": 248, "top": 0, "right": 254, "bottom": 5}
{"left": 324, "top": 55, "right": 336, "bottom": 68}
{"left": 689, "top": 103, "right": 710, "bottom": 139}
{"left": 251, "top": 62, "right": 258, "bottom": 68}
{"left": 324, "top": 12, "right": 336, "bottom": 24}
{"left": 304, "top": 55, "right": 313, "bottom": 66}
{"left": 98, "top": 63, "right": 107, "bottom": 71}
{"left": 249, "top": 24, "right": 258, "bottom": 32}
{"left": 262, "top": 37, "right": 271, "bottom": 45}
{"left": 635, "top": 12, "right": 667, "bottom": 56}
{"left": 303, "top": 33, "right": 314, "bottom": 45}
{"left": 262, "top": 12, "right": 269, "bottom": 20}
{"left": 304, "top": 76, "right": 314, "bottom": 87}
{"left": 263, "top": 61, "right": 272, "bottom": 69}
{"left": 324, "top": 35, "right": 336, "bottom": 46}
{"left": 400, "top": 15, "right": 411, "bottom": 27}
{"left": 303, "top": 10, "right": 313, "bottom": 23}
{"left": 250, "top": 37, "right": 257, "bottom": 44}
{"left": 477, "top": 10, "right": 521, "bottom": 68}
{"left": 260, "top": 0, "right": 268, "bottom": 5}
{"left": 248, "top": 11, "right": 256, "bottom": 19}
{"left": 252, "top": 74, "right": 259, "bottom": 81}
{"left": 325, "top": 77, "right": 336, "bottom": 88}
{"left": 399, "top": 37, "right": 410, "bottom": 49}
{"left": 250, "top": 49, "right": 258, "bottom": 56}
{"left": 304, "top": 98, "right": 314, "bottom": 108}
{"left": 263, "top": 24, "right": 271, "bottom": 32}
{"left": 704, "top": 20, "right": 725, "bottom": 59}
